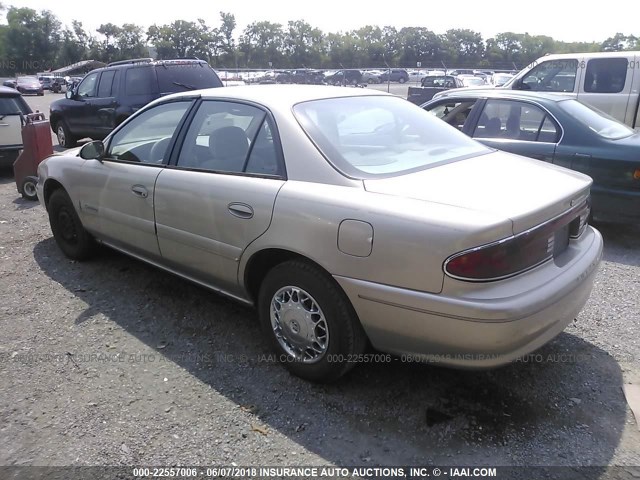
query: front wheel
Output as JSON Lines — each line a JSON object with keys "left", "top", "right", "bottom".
{"left": 48, "top": 189, "right": 96, "bottom": 260}
{"left": 258, "top": 260, "right": 367, "bottom": 382}
{"left": 55, "top": 120, "right": 77, "bottom": 148}
{"left": 399, "top": 77, "right": 406, "bottom": 84}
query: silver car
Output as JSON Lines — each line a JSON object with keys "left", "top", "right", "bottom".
{"left": 37, "top": 85, "right": 603, "bottom": 382}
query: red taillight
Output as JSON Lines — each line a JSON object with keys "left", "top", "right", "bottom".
{"left": 444, "top": 199, "right": 590, "bottom": 282}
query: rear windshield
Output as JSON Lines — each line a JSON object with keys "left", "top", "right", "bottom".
{"left": 559, "top": 99, "right": 634, "bottom": 140}
{"left": 293, "top": 95, "right": 489, "bottom": 179}
{"left": 156, "top": 63, "right": 223, "bottom": 93}
{"left": 0, "top": 95, "right": 31, "bottom": 115}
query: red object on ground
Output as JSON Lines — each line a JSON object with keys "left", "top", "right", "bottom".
{"left": 13, "top": 113, "right": 53, "bottom": 200}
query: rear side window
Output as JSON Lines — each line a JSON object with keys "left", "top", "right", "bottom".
{"left": 97, "top": 70, "right": 116, "bottom": 97}
{"left": 125, "top": 67, "right": 155, "bottom": 96}
{"left": 0, "top": 95, "right": 31, "bottom": 115}
{"left": 584, "top": 58, "right": 628, "bottom": 93}
{"left": 156, "top": 63, "right": 223, "bottom": 93}
{"left": 474, "top": 99, "right": 559, "bottom": 142}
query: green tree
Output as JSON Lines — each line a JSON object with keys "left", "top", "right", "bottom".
{"left": 283, "top": 20, "right": 324, "bottom": 67}
{"left": 239, "top": 21, "right": 285, "bottom": 68}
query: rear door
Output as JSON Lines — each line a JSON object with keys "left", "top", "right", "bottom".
{"left": 470, "top": 98, "right": 559, "bottom": 162}
{"left": 578, "top": 55, "right": 635, "bottom": 122}
{"left": 154, "top": 99, "right": 285, "bottom": 295}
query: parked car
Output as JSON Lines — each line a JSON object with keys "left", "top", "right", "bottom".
{"left": 14, "top": 76, "right": 44, "bottom": 96}
{"left": 458, "top": 75, "right": 488, "bottom": 87}
{"left": 378, "top": 69, "right": 409, "bottom": 83}
{"left": 38, "top": 76, "right": 65, "bottom": 93}
{"left": 360, "top": 70, "right": 382, "bottom": 84}
{"left": 492, "top": 73, "right": 515, "bottom": 87}
{"left": 0, "top": 86, "right": 32, "bottom": 168}
{"left": 37, "top": 85, "right": 602, "bottom": 382}
{"left": 49, "top": 58, "right": 224, "bottom": 147}
{"left": 324, "top": 69, "right": 362, "bottom": 86}
{"left": 406, "top": 75, "right": 464, "bottom": 105}
{"left": 2, "top": 79, "right": 17, "bottom": 89}
{"left": 438, "top": 51, "right": 640, "bottom": 129}
{"left": 422, "top": 89, "right": 640, "bottom": 223}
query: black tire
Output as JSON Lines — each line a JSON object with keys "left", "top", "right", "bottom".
{"left": 258, "top": 260, "right": 367, "bottom": 382}
{"left": 399, "top": 77, "right": 406, "bottom": 84}
{"left": 55, "top": 120, "right": 77, "bottom": 148}
{"left": 20, "top": 176, "right": 39, "bottom": 201}
{"left": 48, "top": 189, "right": 96, "bottom": 260}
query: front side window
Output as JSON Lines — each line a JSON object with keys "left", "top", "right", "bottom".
{"left": 176, "top": 100, "right": 283, "bottom": 176}
{"left": 584, "top": 58, "right": 628, "bottom": 93}
{"left": 293, "top": 95, "right": 488, "bottom": 179}
{"left": 107, "top": 101, "right": 192, "bottom": 163}
{"left": 426, "top": 100, "right": 478, "bottom": 131}
{"left": 77, "top": 72, "right": 99, "bottom": 98}
{"left": 520, "top": 59, "right": 578, "bottom": 92}
{"left": 474, "top": 99, "right": 559, "bottom": 142}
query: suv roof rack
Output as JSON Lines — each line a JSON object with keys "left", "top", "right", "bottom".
{"left": 107, "top": 58, "right": 154, "bottom": 67}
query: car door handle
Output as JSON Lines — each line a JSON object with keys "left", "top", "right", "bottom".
{"left": 131, "top": 185, "right": 148, "bottom": 198}
{"left": 574, "top": 153, "right": 592, "bottom": 158}
{"left": 228, "top": 203, "right": 254, "bottom": 219}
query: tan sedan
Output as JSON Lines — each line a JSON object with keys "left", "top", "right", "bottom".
{"left": 36, "top": 85, "right": 603, "bottom": 382}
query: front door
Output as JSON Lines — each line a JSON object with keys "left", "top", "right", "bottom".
{"left": 154, "top": 99, "right": 286, "bottom": 295}
{"left": 75, "top": 100, "right": 194, "bottom": 259}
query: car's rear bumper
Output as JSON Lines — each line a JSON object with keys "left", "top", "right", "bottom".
{"left": 591, "top": 185, "right": 640, "bottom": 223}
{"left": 334, "top": 226, "right": 603, "bottom": 368}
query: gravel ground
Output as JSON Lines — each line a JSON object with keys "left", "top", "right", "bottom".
{"left": 1, "top": 93, "right": 639, "bottom": 476}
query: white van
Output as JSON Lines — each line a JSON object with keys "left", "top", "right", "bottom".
{"left": 501, "top": 51, "right": 640, "bottom": 129}
{"left": 0, "top": 86, "right": 32, "bottom": 168}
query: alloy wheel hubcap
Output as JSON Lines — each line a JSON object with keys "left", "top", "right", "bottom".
{"left": 57, "top": 126, "right": 65, "bottom": 145}
{"left": 270, "top": 286, "right": 328, "bottom": 363}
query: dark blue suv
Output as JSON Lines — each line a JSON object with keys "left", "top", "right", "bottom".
{"left": 49, "top": 58, "right": 223, "bottom": 147}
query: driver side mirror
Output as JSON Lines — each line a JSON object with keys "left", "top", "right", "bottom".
{"left": 65, "top": 88, "right": 75, "bottom": 99}
{"left": 79, "top": 140, "right": 105, "bottom": 160}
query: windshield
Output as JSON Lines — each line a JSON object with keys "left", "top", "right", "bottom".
{"left": 293, "top": 95, "right": 489, "bottom": 179}
{"left": 156, "top": 63, "right": 223, "bottom": 92}
{"left": 559, "top": 99, "right": 634, "bottom": 140}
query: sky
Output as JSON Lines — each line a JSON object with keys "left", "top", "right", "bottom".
{"left": 1, "top": 0, "right": 638, "bottom": 43}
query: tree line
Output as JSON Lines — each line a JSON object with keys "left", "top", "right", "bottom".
{"left": 0, "top": 3, "right": 638, "bottom": 75}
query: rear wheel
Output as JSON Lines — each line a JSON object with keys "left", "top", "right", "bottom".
{"left": 20, "top": 176, "right": 39, "bottom": 201}
{"left": 258, "top": 260, "right": 367, "bottom": 382}
{"left": 55, "top": 120, "right": 77, "bottom": 148}
{"left": 399, "top": 77, "right": 406, "bottom": 84}
{"left": 48, "top": 189, "right": 96, "bottom": 260}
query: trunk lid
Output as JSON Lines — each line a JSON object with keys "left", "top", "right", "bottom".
{"left": 364, "top": 150, "right": 592, "bottom": 234}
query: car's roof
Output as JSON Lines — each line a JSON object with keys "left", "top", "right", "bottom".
{"left": 164, "top": 84, "right": 390, "bottom": 106}
{"left": 432, "top": 88, "right": 573, "bottom": 103}
{"left": 0, "top": 86, "right": 20, "bottom": 96}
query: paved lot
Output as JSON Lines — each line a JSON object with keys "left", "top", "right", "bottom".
{"left": 0, "top": 89, "right": 639, "bottom": 473}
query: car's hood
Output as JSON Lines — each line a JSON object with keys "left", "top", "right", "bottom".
{"left": 363, "top": 151, "right": 592, "bottom": 234}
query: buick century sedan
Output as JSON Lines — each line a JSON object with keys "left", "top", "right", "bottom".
{"left": 37, "top": 86, "right": 603, "bottom": 382}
